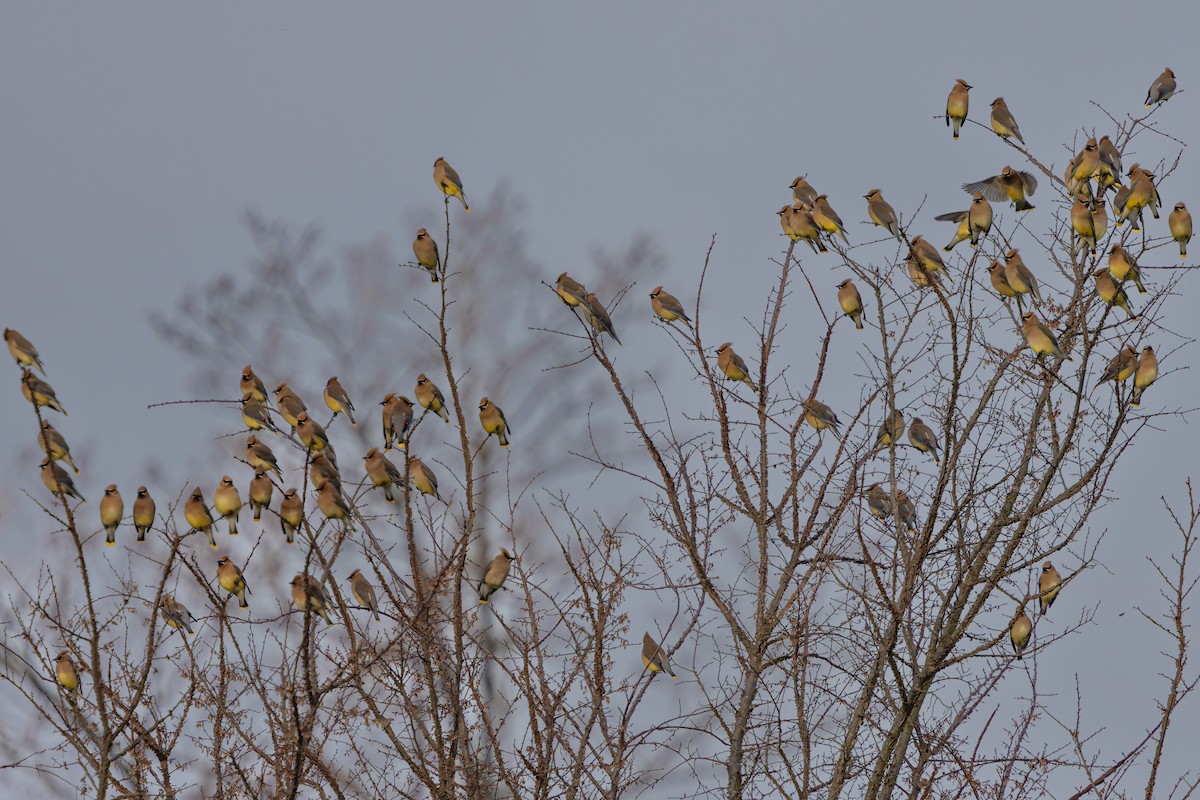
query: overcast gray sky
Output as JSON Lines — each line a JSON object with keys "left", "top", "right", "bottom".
{"left": 2, "top": 2, "right": 1198, "bottom": 791}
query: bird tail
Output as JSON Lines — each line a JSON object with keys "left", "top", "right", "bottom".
{"left": 1016, "top": 199, "right": 1034, "bottom": 212}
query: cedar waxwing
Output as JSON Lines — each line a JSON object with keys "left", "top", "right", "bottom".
{"left": 1090, "top": 196, "right": 1109, "bottom": 242}
{"left": 317, "top": 482, "right": 352, "bottom": 524}
{"left": 1010, "top": 609, "right": 1032, "bottom": 659}
{"left": 55, "top": 651, "right": 79, "bottom": 692}
{"left": 989, "top": 97, "right": 1024, "bottom": 145}
{"left": 935, "top": 209, "right": 971, "bottom": 252}
{"left": 864, "top": 189, "right": 903, "bottom": 241}
{"left": 248, "top": 470, "right": 272, "bottom": 522}
{"left": 1038, "top": 562, "right": 1062, "bottom": 615}
{"left": 478, "top": 549, "right": 514, "bottom": 603}
{"left": 988, "top": 261, "right": 1020, "bottom": 305}
{"left": 186, "top": 487, "right": 217, "bottom": 548}
{"left": 909, "top": 237, "right": 950, "bottom": 285}
{"left": 216, "top": 556, "right": 250, "bottom": 609}
{"left": 133, "top": 486, "right": 155, "bottom": 542}
{"left": 408, "top": 456, "right": 444, "bottom": 502}
{"left": 4, "top": 328, "right": 45, "bottom": 374}
{"left": 837, "top": 280, "right": 865, "bottom": 330}
{"left": 1021, "top": 312, "right": 1071, "bottom": 361}
{"left": 1145, "top": 68, "right": 1177, "bottom": 107}
{"left": 382, "top": 393, "right": 414, "bottom": 450}
{"left": 1004, "top": 249, "right": 1042, "bottom": 305}
{"left": 21, "top": 370, "right": 67, "bottom": 415}
{"left": 295, "top": 411, "right": 331, "bottom": 454}
{"left": 1071, "top": 194, "right": 1099, "bottom": 255}
{"left": 896, "top": 491, "right": 918, "bottom": 534}
{"left": 1169, "top": 202, "right": 1192, "bottom": 257}
{"left": 290, "top": 574, "right": 333, "bottom": 625}
{"left": 1097, "top": 135, "right": 1123, "bottom": 193}
{"left": 310, "top": 453, "right": 342, "bottom": 493}
{"left": 37, "top": 420, "right": 79, "bottom": 474}
{"left": 1131, "top": 345, "right": 1158, "bottom": 407}
{"left": 780, "top": 204, "right": 828, "bottom": 254}
{"left": 905, "top": 252, "right": 941, "bottom": 289}
{"left": 585, "top": 292, "right": 621, "bottom": 345}
{"left": 1069, "top": 139, "right": 1101, "bottom": 192}
{"left": 803, "top": 399, "right": 841, "bottom": 438}
{"left": 779, "top": 204, "right": 800, "bottom": 241}
{"left": 1131, "top": 164, "right": 1163, "bottom": 217}
{"left": 41, "top": 458, "right": 85, "bottom": 503}
{"left": 945, "top": 79, "right": 971, "bottom": 140}
{"left": 873, "top": 409, "right": 905, "bottom": 449}
{"left": 555, "top": 272, "right": 589, "bottom": 307}
{"left": 641, "top": 632, "right": 677, "bottom": 678}
{"left": 279, "top": 488, "right": 303, "bottom": 544}
{"left": 100, "top": 484, "right": 123, "bottom": 546}
{"left": 865, "top": 483, "right": 895, "bottom": 521}
{"left": 245, "top": 435, "right": 281, "bottom": 478}
{"left": 214, "top": 475, "right": 242, "bottom": 537}
{"left": 908, "top": 417, "right": 941, "bottom": 464}
{"left": 240, "top": 365, "right": 267, "bottom": 403}
{"left": 963, "top": 166, "right": 1038, "bottom": 212}
{"left": 161, "top": 595, "right": 196, "bottom": 636}
{"left": 967, "top": 193, "right": 993, "bottom": 246}
{"left": 415, "top": 373, "right": 451, "bottom": 424}
{"left": 479, "top": 397, "right": 511, "bottom": 447}
{"left": 323, "top": 376, "right": 356, "bottom": 426}
{"left": 241, "top": 395, "right": 273, "bottom": 433}
{"left": 1108, "top": 244, "right": 1147, "bottom": 294}
{"left": 348, "top": 569, "right": 381, "bottom": 622}
{"left": 790, "top": 176, "right": 818, "bottom": 206}
{"left": 650, "top": 286, "right": 692, "bottom": 324}
{"left": 1093, "top": 268, "right": 1137, "bottom": 319}
{"left": 274, "top": 383, "right": 307, "bottom": 429}
{"left": 1097, "top": 345, "right": 1137, "bottom": 386}
{"left": 413, "top": 228, "right": 441, "bottom": 283}
{"left": 716, "top": 343, "right": 757, "bottom": 392}
{"left": 364, "top": 447, "right": 403, "bottom": 503}
{"left": 1118, "top": 165, "right": 1158, "bottom": 229}
{"left": 812, "top": 194, "right": 849, "bottom": 244}
{"left": 433, "top": 157, "right": 469, "bottom": 211}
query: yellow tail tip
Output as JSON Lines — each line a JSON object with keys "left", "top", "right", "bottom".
{"left": 479, "top": 598, "right": 488, "bottom": 605}
{"left": 105, "top": 541, "right": 115, "bottom": 547}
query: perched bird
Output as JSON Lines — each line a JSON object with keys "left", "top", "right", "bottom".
{"left": 213, "top": 476, "right": 242, "bottom": 537}
{"left": 1004, "top": 249, "right": 1042, "bottom": 305}
{"left": 408, "top": 456, "right": 444, "bottom": 503}
{"left": 812, "top": 194, "right": 849, "bottom": 244}
{"left": 415, "top": 373, "right": 451, "bottom": 423}
{"left": 864, "top": 189, "right": 902, "bottom": 241}
{"left": 1021, "top": 312, "right": 1071, "bottom": 361}
{"left": 317, "top": 482, "right": 352, "bottom": 524}
{"left": 945, "top": 78, "right": 972, "bottom": 140}
{"left": 909, "top": 236, "right": 951, "bottom": 286}
{"left": 323, "top": 376, "right": 356, "bottom": 426}
{"left": 865, "top": 483, "right": 892, "bottom": 519}
{"left": 1145, "top": 67, "right": 1177, "bottom": 107}
{"left": 41, "top": 458, "right": 85, "bottom": 503}
{"left": 585, "top": 292, "right": 621, "bottom": 345}
{"left": 216, "top": 556, "right": 250, "bottom": 609}
{"left": 963, "top": 166, "right": 1037, "bottom": 212}
{"left": 1096, "top": 136, "right": 1123, "bottom": 193}
{"left": 382, "top": 393, "right": 414, "bottom": 450}
{"left": 908, "top": 417, "right": 941, "bottom": 464}
{"left": 21, "top": 370, "right": 67, "bottom": 415}
{"left": 290, "top": 574, "right": 333, "bottom": 625}
{"left": 413, "top": 228, "right": 441, "bottom": 283}
{"left": 1010, "top": 609, "right": 1032, "bottom": 659}
{"left": 100, "top": 484, "right": 123, "bottom": 546}
{"left": 433, "top": 156, "right": 469, "bottom": 211}
{"left": 241, "top": 395, "right": 273, "bottom": 433}
{"left": 279, "top": 488, "right": 303, "bottom": 544}
{"left": 295, "top": 411, "right": 331, "bottom": 454}
{"left": 161, "top": 596, "right": 196, "bottom": 636}
{"left": 1131, "top": 345, "right": 1158, "bottom": 407}
{"left": 479, "top": 397, "right": 511, "bottom": 447}
{"left": 905, "top": 252, "right": 939, "bottom": 288}
{"left": 988, "top": 261, "right": 1020, "bottom": 305}
{"left": 1108, "top": 244, "right": 1147, "bottom": 294}
{"left": 936, "top": 209, "right": 971, "bottom": 252}
{"left": 716, "top": 343, "right": 757, "bottom": 392}
{"left": 185, "top": 488, "right": 217, "bottom": 548}
{"left": 478, "top": 549, "right": 515, "bottom": 603}
{"left": 966, "top": 193, "right": 993, "bottom": 245}
{"left": 1169, "top": 202, "right": 1192, "bottom": 257}
{"left": 1071, "top": 194, "right": 1100, "bottom": 255}
{"left": 1068, "top": 139, "right": 1101, "bottom": 193}
{"left": 873, "top": 409, "right": 905, "bottom": 449}
{"left": 4, "top": 328, "right": 46, "bottom": 374}
{"left": 790, "top": 176, "right": 818, "bottom": 206}
{"left": 248, "top": 470, "right": 272, "bottom": 522}
{"left": 245, "top": 435, "right": 281, "bottom": 478}
{"left": 348, "top": 569, "right": 381, "bottom": 622}
{"left": 37, "top": 420, "right": 79, "bottom": 474}
{"left": 1093, "top": 269, "right": 1137, "bottom": 319}
{"left": 896, "top": 492, "right": 918, "bottom": 534}
{"left": 802, "top": 399, "right": 841, "bottom": 438}
{"left": 1090, "top": 196, "right": 1109, "bottom": 242}
{"left": 1112, "top": 184, "right": 1142, "bottom": 231}
{"left": 133, "top": 486, "right": 155, "bottom": 542}
{"left": 364, "top": 447, "right": 403, "bottom": 503}
{"left": 649, "top": 286, "right": 691, "bottom": 324}
{"left": 55, "top": 651, "right": 80, "bottom": 692}
{"left": 555, "top": 272, "right": 589, "bottom": 308}
{"left": 837, "top": 279, "right": 865, "bottom": 330}
{"left": 989, "top": 97, "right": 1024, "bottom": 145}
{"left": 240, "top": 365, "right": 267, "bottom": 402}
{"left": 310, "top": 453, "right": 342, "bottom": 493}
{"left": 780, "top": 204, "right": 827, "bottom": 253}
{"left": 1097, "top": 345, "right": 1138, "bottom": 386}
{"left": 1118, "top": 164, "right": 1159, "bottom": 228}
{"left": 274, "top": 383, "right": 308, "bottom": 429}
{"left": 641, "top": 632, "right": 677, "bottom": 678}
{"left": 1038, "top": 562, "right": 1062, "bottom": 615}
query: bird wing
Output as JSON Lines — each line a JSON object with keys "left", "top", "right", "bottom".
{"left": 961, "top": 177, "right": 1008, "bottom": 202}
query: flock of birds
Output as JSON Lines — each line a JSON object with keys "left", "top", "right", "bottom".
{"left": 9, "top": 69, "right": 1191, "bottom": 691}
